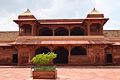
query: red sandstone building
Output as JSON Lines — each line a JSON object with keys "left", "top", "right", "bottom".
{"left": 0, "top": 8, "right": 120, "bottom": 66}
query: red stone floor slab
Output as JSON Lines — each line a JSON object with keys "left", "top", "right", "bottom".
{"left": 0, "top": 66, "right": 120, "bottom": 80}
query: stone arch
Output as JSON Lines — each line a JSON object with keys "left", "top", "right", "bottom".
{"left": 39, "top": 27, "right": 53, "bottom": 36}
{"left": 53, "top": 47, "right": 68, "bottom": 64}
{"left": 55, "top": 27, "right": 69, "bottom": 36}
{"left": 35, "top": 46, "right": 51, "bottom": 55}
{"left": 21, "top": 24, "right": 32, "bottom": 34}
{"left": 70, "top": 27, "right": 84, "bottom": 36}
{"left": 71, "top": 46, "right": 87, "bottom": 55}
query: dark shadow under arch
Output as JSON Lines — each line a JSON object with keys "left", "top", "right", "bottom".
{"left": 55, "top": 27, "right": 69, "bottom": 36}
{"left": 39, "top": 27, "right": 53, "bottom": 36}
{"left": 70, "top": 27, "right": 84, "bottom": 36}
{"left": 12, "top": 49, "right": 18, "bottom": 64}
{"left": 53, "top": 47, "right": 68, "bottom": 64}
{"left": 35, "top": 46, "right": 51, "bottom": 55}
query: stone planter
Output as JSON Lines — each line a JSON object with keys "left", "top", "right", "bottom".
{"left": 32, "top": 70, "right": 57, "bottom": 79}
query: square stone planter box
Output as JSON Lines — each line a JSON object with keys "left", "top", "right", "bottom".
{"left": 32, "top": 70, "right": 57, "bottom": 79}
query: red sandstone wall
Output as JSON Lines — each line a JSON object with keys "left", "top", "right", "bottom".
{"left": 0, "top": 47, "right": 13, "bottom": 64}
{"left": 0, "top": 44, "right": 120, "bottom": 66}
{"left": 112, "top": 46, "right": 120, "bottom": 64}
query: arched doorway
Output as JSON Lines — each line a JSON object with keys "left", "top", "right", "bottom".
{"left": 35, "top": 47, "right": 51, "bottom": 55}
{"left": 70, "top": 27, "right": 84, "bottom": 36}
{"left": 53, "top": 47, "right": 68, "bottom": 64}
{"left": 71, "top": 46, "right": 87, "bottom": 55}
{"left": 12, "top": 49, "right": 18, "bottom": 64}
{"left": 39, "top": 27, "right": 53, "bottom": 36}
{"left": 55, "top": 27, "right": 69, "bottom": 36}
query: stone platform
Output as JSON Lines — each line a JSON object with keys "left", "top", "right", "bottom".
{"left": 0, "top": 66, "right": 120, "bottom": 80}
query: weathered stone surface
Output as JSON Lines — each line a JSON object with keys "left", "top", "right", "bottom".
{"left": 1, "top": 67, "right": 120, "bottom": 80}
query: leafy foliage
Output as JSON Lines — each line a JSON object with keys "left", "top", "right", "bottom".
{"left": 32, "top": 52, "right": 57, "bottom": 65}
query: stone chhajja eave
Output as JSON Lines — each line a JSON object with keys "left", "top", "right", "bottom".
{"left": 12, "top": 36, "right": 113, "bottom": 45}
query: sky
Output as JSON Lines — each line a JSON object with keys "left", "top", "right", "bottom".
{"left": 0, "top": 0, "right": 120, "bottom": 31}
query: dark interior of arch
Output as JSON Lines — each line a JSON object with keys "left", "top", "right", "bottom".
{"left": 55, "top": 27, "right": 69, "bottom": 36}
{"left": 71, "top": 46, "right": 87, "bottom": 55}
{"left": 12, "top": 49, "right": 18, "bottom": 64}
{"left": 39, "top": 27, "right": 53, "bottom": 36}
{"left": 21, "top": 24, "right": 32, "bottom": 33}
{"left": 70, "top": 27, "right": 84, "bottom": 36}
{"left": 53, "top": 47, "right": 68, "bottom": 64}
{"left": 35, "top": 47, "right": 51, "bottom": 55}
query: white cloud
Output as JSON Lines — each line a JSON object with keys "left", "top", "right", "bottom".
{"left": 0, "top": 0, "right": 120, "bottom": 31}
{"left": 104, "top": 20, "right": 120, "bottom": 30}
{"left": 33, "top": 0, "right": 94, "bottom": 19}
{"left": 0, "top": 12, "right": 18, "bottom": 31}
{"left": 95, "top": 0, "right": 120, "bottom": 30}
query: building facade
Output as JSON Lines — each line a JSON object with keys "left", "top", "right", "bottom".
{"left": 0, "top": 8, "right": 120, "bottom": 66}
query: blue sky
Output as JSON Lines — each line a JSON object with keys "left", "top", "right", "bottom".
{"left": 0, "top": 0, "right": 120, "bottom": 31}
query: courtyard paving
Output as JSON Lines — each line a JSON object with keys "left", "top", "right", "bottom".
{"left": 0, "top": 66, "right": 120, "bottom": 80}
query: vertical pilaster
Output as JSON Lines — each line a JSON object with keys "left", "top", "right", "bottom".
{"left": 68, "top": 29, "right": 70, "bottom": 36}
{"left": 18, "top": 47, "right": 22, "bottom": 65}
{"left": 68, "top": 46, "right": 71, "bottom": 64}
{"left": 53, "top": 28, "right": 55, "bottom": 36}
{"left": 28, "top": 46, "right": 35, "bottom": 64}
{"left": 68, "top": 48, "right": 71, "bottom": 56}
{"left": 87, "top": 22, "right": 90, "bottom": 35}
{"left": 32, "top": 25, "right": 34, "bottom": 36}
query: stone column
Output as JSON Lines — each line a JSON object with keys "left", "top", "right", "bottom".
{"left": 53, "top": 28, "right": 55, "bottom": 36}
{"left": 28, "top": 46, "right": 35, "bottom": 64}
{"left": 68, "top": 46, "right": 71, "bottom": 64}
{"left": 18, "top": 47, "right": 22, "bottom": 65}
{"left": 68, "top": 29, "right": 70, "bottom": 36}
{"left": 32, "top": 24, "right": 34, "bottom": 36}
{"left": 68, "top": 48, "right": 71, "bottom": 56}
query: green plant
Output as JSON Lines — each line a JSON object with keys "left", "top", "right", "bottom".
{"left": 32, "top": 52, "right": 57, "bottom": 71}
{"left": 32, "top": 52, "right": 57, "bottom": 66}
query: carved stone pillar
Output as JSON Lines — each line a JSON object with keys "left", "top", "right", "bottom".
{"left": 32, "top": 24, "right": 34, "bottom": 36}
{"left": 18, "top": 46, "right": 22, "bottom": 65}
{"left": 68, "top": 29, "right": 70, "bottom": 36}
{"left": 28, "top": 46, "right": 35, "bottom": 64}
{"left": 53, "top": 28, "right": 55, "bottom": 36}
